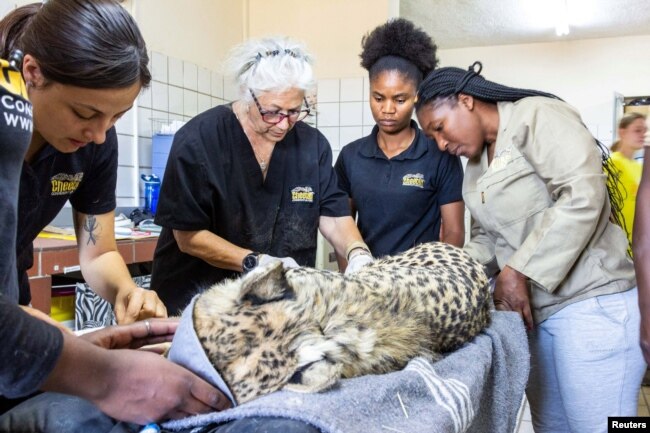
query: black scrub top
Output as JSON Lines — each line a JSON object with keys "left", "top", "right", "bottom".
{"left": 335, "top": 121, "right": 463, "bottom": 258}
{"left": 16, "top": 128, "right": 118, "bottom": 305}
{"left": 152, "top": 104, "right": 349, "bottom": 314}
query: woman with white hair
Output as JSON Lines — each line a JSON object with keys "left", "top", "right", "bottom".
{"left": 151, "top": 36, "right": 372, "bottom": 314}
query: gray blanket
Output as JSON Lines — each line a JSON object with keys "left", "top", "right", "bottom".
{"left": 164, "top": 311, "right": 529, "bottom": 433}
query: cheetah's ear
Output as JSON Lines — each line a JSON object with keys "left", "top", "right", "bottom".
{"left": 238, "top": 261, "right": 293, "bottom": 304}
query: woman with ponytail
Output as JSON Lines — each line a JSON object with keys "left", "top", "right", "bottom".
{"left": 0, "top": 1, "right": 240, "bottom": 429}
{"left": 0, "top": 0, "right": 166, "bottom": 324}
{"left": 416, "top": 62, "right": 643, "bottom": 432}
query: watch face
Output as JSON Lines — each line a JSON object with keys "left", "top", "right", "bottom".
{"left": 243, "top": 253, "right": 258, "bottom": 271}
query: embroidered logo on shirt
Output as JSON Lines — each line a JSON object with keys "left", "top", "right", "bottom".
{"left": 0, "top": 60, "right": 32, "bottom": 133}
{"left": 51, "top": 172, "right": 83, "bottom": 196}
{"left": 291, "top": 186, "right": 315, "bottom": 203}
{"left": 402, "top": 173, "right": 425, "bottom": 188}
{"left": 490, "top": 147, "right": 512, "bottom": 172}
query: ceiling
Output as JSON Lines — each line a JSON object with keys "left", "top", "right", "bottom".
{"left": 400, "top": 0, "right": 650, "bottom": 49}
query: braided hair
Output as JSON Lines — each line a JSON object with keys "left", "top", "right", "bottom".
{"left": 360, "top": 18, "right": 437, "bottom": 86}
{"left": 416, "top": 62, "right": 556, "bottom": 107}
{"left": 416, "top": 62, "right": 627, "bottom": 239}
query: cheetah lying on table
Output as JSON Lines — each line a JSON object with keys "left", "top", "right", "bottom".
{"left": 190, "top": 241, "right": 492, "bottom": 404}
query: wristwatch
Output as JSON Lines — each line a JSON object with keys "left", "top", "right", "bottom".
{"left": 242, "top": 252, "right": 260, "bottom": 273}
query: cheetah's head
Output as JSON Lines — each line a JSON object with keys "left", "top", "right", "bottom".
{"left": 191, "top": 262, "right": 343, "bottom": 404}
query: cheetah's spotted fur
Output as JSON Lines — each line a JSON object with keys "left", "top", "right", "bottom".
{"left": 193, "top": 241, "right": 491, "bottom": 404}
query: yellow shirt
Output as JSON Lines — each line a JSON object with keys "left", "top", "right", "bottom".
{"left": 610, "top": 151, "right": 642, "bottom": 245}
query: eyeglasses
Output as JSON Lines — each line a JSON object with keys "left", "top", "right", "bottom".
{"left": 249, "top": 89, "right": 311, "bottom": 124}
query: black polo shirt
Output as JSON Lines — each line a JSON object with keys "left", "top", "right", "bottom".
{"left": 16, "top": 128, "right": 118, "bottom": 305}
{"left": 335, "top": 121, "right": 463, "bottom": 257}
{"left": 152, "top": 104, "right": 350, "bottom": 314}
{"left": 0, "top": 58, "right": 63, "bottom": 400}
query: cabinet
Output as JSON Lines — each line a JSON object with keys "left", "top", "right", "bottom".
{"left": 29, "top": 237, "right": 158, "bottom": 315}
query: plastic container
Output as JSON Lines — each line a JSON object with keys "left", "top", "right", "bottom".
{"left": 51, "top": 288, "right": 75, "bottom": 326}
{"left": 151, "top": 133, "right": 174, "bottom": 181}
{"left": 141, "top": 174, "right": 161, "bottom": 215}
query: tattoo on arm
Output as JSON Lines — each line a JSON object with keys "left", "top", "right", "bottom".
{"left": 83, "top": 215, "right": 99, "bottom": 246}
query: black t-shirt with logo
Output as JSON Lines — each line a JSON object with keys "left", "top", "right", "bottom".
{"left": 16, "top": 127, "right": 117, "bottom": 304}
{"left": 0, "top": 59, "right": 31, "bottom": 304}
{"left": 152, "top": 104, "right": 349, "bottom": 314}
{"left": 0, "top": 58, "right": 64, "bottom": 400}
{"left": 335, "top": 120, "right": 464, "bottom": 258}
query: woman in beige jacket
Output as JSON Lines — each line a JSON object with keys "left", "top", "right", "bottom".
{"left": 415, "top": 62, "right": 644, "bottom": 433}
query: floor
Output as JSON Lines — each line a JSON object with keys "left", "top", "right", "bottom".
{"left": 514, "top": 386, "right": 650, "bottom": 433}
{"left": 515, "top": 398, "right": 534, "bottom": 433}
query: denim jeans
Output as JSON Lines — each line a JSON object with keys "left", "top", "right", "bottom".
{"left": 0, "top": 392, "right": 321, "bottom": 433}
{"left": 526, "top": 287, "right": 646, "bottom": 433}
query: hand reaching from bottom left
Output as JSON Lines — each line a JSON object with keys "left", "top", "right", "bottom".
{"left": 80, "top": 317, "right": 178, "bottom": 352}
{"left": 41, "top": 319, "right": 231, "bottom": 424}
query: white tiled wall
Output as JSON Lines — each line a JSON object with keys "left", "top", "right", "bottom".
{"left": 114, "top": 50, "right": 228, "bottom": 207}
{"left": 313, "top": 76, "right": 375, "bottom": 162}
{"left": 183, "top": 62, "right": 198, "bottom": 91}
{"left": 340, "top": 78, "right": 364, "bottom": 102}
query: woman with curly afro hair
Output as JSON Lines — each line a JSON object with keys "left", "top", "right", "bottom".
{"left": 334, "top": 18, "right": 464, "bottom": 266}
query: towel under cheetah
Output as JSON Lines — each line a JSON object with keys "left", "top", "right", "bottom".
{"left": 193, "top": 241, "right": 492, "bottom": 404}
